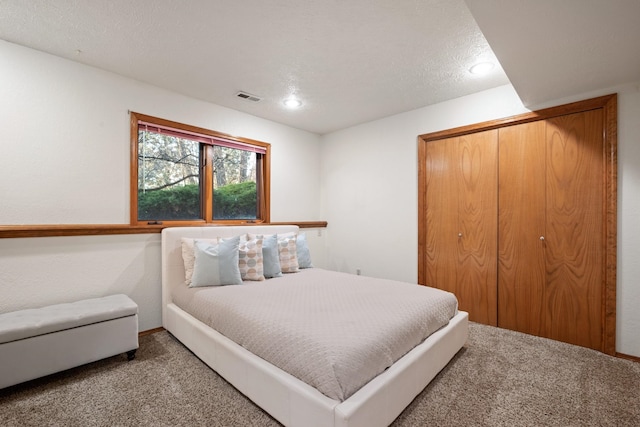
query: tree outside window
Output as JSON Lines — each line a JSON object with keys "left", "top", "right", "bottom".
{"left": 130, "top": 112, "right": 270, "bottom": 226}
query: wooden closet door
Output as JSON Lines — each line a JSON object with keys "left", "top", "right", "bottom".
{"left": 425, "top": 137, "right": 460, "bottom": 300}
{"left": 425, "top": 131, "right": 498, "bottom": 325}
{"left": 419, "top": 94, "right": 616, "bottom": 354}
{"left": 498, "top": 122, "right": 546, "bottom": 334}
{"left": 544, "top": 109, "right": 603, "bottom": 349}
{"left": 498, "top": 111, "right": 604, "bottom": 350}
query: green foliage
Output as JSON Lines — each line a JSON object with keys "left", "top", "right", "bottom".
{"left": 137, "top": 181, "right": 257, "bottom": 221}
{"left": 138, "top": 185, "right": 200, "bottom": 220}
{"left": 214, "top": 181, "right": 257, "bottom": 219}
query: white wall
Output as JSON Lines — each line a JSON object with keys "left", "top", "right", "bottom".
{"left": 616, "top": 86, "right": 640, "bottom": 357}
{"left": 0, "top": 40, "right": 325, "bottom": 331}
{"left": 320, "top": 83, "right": 640, "bottom": 358}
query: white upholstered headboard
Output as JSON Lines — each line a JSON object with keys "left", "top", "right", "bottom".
{"left": 160, "top": 225, "right": 299, "bottom": 325}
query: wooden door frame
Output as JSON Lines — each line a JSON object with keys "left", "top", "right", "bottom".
{"left": 417, "top": 94, "right": 617, "bottom": 355}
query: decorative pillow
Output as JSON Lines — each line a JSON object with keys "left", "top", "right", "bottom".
{"left": 296, "top": 232, "right": 313, "bottom": 269}
{"left": 181, "top": 237, "right": 219, "bottom": 285}
{"left": 238, "top": 236, "right": 264, "bottom": 281}
{"left": 277, "top": 234, "right": 299, "bottom": 273}
{"left": 249, "top": 233, "right": 282, "bottom": 278}
{"left": 190, "top": 236, "right": 243, "bottom": 287}
{"left": 278, "top": 231, "right": 312, "bottom": 269}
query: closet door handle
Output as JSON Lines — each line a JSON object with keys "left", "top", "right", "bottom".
{"left": 539, "top": 236, "right": 545, "bottom": 241}
{"left": 458, "top": 233, "right": 463, "bottom": 238}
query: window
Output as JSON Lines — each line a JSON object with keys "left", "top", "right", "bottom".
{"left": 130, "top": 112, "right": 270, "bottom": 226}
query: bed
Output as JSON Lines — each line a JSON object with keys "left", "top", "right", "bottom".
{"left": 161, "top": 225, "right": 468, "bottom": 427}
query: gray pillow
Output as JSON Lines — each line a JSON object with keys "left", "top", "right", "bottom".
{"left": 296, "top": 233, "right": 313, "bottom": 269}
{"left": 190, "top": 236, "right": 243, "bottom": 287}
{"left": 261, "top": 234, "right": 283, "bottom": 278}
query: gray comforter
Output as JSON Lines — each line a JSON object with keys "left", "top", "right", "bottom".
{"left": 172, "top": 268, "right": 458, "bottom": 401}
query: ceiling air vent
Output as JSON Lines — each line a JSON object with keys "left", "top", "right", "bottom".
{"left": 236, "top": 91, "right": 262, "bottom": 102}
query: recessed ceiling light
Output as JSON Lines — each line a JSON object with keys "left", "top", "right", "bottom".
{"left": 469, "top": 62, "right": 495, "bottom": 75}
{"left": 283, "top": 97, "right": 302, "bottom": 109}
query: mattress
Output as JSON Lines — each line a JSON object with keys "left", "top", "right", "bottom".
{"left": 171, "top": 268, "right": 458, "bottom": 401}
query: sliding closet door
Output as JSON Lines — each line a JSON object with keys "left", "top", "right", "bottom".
{"left": 544, "top": 109, "right": 603, "bottom": 349}
{"left": 498, "top": 121, "right": 546, "bottom": 335}
{"left": 425, "top": 130, "right": 498, "bottom": 325}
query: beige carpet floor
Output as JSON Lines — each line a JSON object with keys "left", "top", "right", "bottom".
{"left": 1, "top": 323, "right": 639, "bottom": 426}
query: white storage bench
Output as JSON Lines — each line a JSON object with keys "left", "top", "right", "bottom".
{"left": 0, "top": 294, "right": 139, "bottom": 389}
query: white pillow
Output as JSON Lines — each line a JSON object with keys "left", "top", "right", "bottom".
{"left": 190, "top": 237, "right": 243, "bottom": 287}
{"left": 239, "top": 236, "right": 265, "bottom": 281}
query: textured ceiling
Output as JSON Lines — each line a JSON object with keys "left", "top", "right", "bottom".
{"left": 0, "top": 1, "right": 638, "bottom": 134}
{"left": 0, "top": 0, "right": 508, "bottom": 134}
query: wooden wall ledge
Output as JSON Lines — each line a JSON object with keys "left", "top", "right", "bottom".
{"left": 0, "top": 221, "right": 328, "bottom": 239}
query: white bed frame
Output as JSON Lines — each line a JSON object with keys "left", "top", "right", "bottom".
{"left": 161, "top": 225, "right": 468, "bottom": 427}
